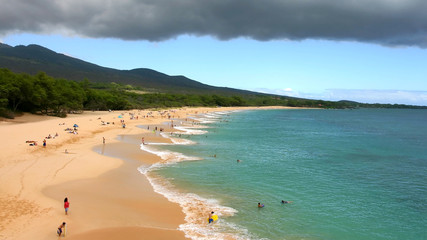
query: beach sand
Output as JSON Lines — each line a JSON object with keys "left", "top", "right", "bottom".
{"left": 0, "top": 107, "right": 293, "bottom": 240}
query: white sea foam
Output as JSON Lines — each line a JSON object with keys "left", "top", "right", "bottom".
{"left": 191, "top": 111, "right": 236, "bottom": 124}
{"left": 195, "top": 119, "right": 217, "bottom": 124}
{"left": 180, "top": 123, "right": 211, "bottom": 129}
{"left": 139, "top": 169, "right": 253, "bottom": 240}
{"left": 193, "top": 115, "right": 221, "bottom": 124}
{"left": 138, "top": 143, "right": 201, "bottom": 173}
{"left": 160, "top": 132, "right": 196, "bottom": 145}
{"left": 137, "top": 111, "right": 254, "bottom": 239}
{"left": 173, "top": 126, "right": 208, "bottom": 135}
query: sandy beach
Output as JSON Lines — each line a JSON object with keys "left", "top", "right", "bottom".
{"left": 0, "top": 106, "right": 292, "bottom": 240}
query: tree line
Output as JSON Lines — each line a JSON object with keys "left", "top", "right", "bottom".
{"left": 0, "top": 69, "right": 127, "bottom": 118}
{"left": 1, "top": 68, "right": 424, "bottom": 118}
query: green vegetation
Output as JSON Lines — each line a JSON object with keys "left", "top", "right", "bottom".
{"left": 1, "top": 44, "right": 426, "bottom": 118}
{"left": 0, "top": 69, "right": 425, "bottom": 118}
{"left": 0, "top": 69, "right": 86, "bottom": 118}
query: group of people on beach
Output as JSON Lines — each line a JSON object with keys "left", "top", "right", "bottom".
{"left": 26, "top": 132, "right": 59, "bottom": 147}
{"left": 43, "top": 133, "right": 59, "bottom": 147}
{"left": 45, "top": 133, "right": 59, "bottom": 139}
{"left": 64, "top": 125, "right": 79, "bottom": 134}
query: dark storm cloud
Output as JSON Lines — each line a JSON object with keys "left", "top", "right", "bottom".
{"left": 1, "top": 0, "right": 426, "bottom": 47}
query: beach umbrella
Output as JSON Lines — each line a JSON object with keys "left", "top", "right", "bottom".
{"left": 73, "top": 124, "right": 79, "bottom": 127}
{"left": 118, "top": 115, "right": 123, "bottom": 118}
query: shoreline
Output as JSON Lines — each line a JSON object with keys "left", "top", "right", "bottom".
{"left": 0, "top": 106, "right": 300, "bottom": 240}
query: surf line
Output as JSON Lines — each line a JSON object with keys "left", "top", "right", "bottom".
{"left": 137, "top": 112, "right": 249, "bottom": 240}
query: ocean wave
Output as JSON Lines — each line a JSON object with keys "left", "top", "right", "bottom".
{"left": 140, "top": 170, "right": 252, "bottom": 240}
{"left": 137, "top": 111, "right": 254, "bottom": 239}
{"left": 191, "top": 111, "right": 237, "bottom": 124}
{"left": 160, "top": 132, "right": 196, "bottom": 145}
{"left": 173, "top": 126, "right": 208, "bottom": 135}
{"left": 179, "top": 124, "right": 212, "bottom": 129}
{"left": 191, "top": 113, "right": 223, "bottom": 124}
{"left": 138, "top": 143, "right": 202, "bottom": 174}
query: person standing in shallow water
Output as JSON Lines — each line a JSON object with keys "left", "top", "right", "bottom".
{"left": 208, "top": 211, "right": 214, "bottom": 223}
{"left": 64, "top": 197, "right": 70, "bottom": 215}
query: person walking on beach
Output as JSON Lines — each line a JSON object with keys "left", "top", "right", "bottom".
{"left": 57, "top": 222, "right": 66, "bottom": 237}
{"left": 43, "top": 139, "right": 46, "bottom": 147}
{"left": 64, "top": 197, "right": 70, "bottom": 215}
{"left": 103, "top": 137, "right": 105, "bottom": 144}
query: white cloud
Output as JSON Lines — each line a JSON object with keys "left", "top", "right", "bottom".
{"left": 0, "top": 0, "right": 426, "bottom": 47}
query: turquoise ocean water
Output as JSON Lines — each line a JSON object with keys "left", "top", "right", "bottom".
{"left": 140, "top": 109, "right": 427, "bottom": 240}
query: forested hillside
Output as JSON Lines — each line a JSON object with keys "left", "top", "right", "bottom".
{"left": 2, "top": 69, "right": 366, "bottom": 118}
{"left": 0, "top": 43, "right": 257, "bottom": 95}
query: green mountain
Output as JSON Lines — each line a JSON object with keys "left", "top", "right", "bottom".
{"left": 0, "top": 43, "right": 257, "bottom": 95}
{"left": 1, "top": 43, "right": 425, "bottom": 110}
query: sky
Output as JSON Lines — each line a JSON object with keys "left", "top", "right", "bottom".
{"left": 0, "top": 0, "right": 426, "bottom": 105}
